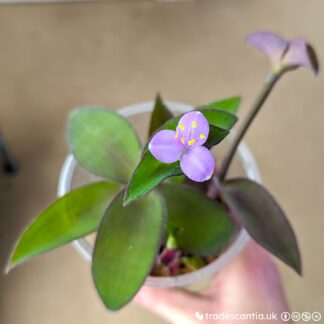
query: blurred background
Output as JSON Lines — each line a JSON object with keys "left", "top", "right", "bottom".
{"left": 0, "top": 0, "right": 323, "bottom": 323}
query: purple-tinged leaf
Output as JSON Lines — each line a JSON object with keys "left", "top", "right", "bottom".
{"left": 68, "top": 107, "right": 141, "bottom": 184}
{"left": 221, "top": 178, "right": 302, "bottom": 275}
{"left": 92, "top": 190, "right": 165, "bottom": 310}
{"left": 160, "top": 183, "right": 235, "bottom": 256}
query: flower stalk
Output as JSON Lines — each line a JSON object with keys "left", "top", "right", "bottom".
{"left": 218, "top": 71, "right": 282, "bottom": 182}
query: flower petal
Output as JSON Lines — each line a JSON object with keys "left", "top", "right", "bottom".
{"left": 176, "top": 112, "right": 194, "bottom": 143}
{"left": 149, "top": 130, "right": 184, "bottom": 163}
{"left": 282, "top": 38, "right": 319, "bottom": 75}
{"left": 176, "top": 111, "right": 209, "bottom": 147}
{"left": 180, "top": 146, "right": 215, "bottom": 182}
{"left": 246, "top": 31, "right": 288, "bottom": 70}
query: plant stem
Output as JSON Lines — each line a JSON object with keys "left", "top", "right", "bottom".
{"left": 166, "top": 233, "right": 178, "bottom": 249}
{"left": 218, "top": 72, "right": 282, "bottom": 182}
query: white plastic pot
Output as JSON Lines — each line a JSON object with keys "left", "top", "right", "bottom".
{"left": 57, "top": 101, "right": 261, "bottom": 288}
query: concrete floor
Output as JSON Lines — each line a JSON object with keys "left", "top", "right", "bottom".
{"left": 1, "top": 1, "right": 324, "bottom": 323}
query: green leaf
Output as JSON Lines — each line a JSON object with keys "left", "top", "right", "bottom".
{"left": 221, "top": 178, "right": 302, "bottom": 275}
{"left": 205, "top": 126, "right": 229, "bottom": 148}
{"left": 197, "top": 96, "right": 241, "bottom": 115}
{"left": 7, "top": 181, "right": 120, "bottom": 271}
{"left": 124, "top": 152, "right": 182, "bottom": 205}
{"left": 198, "top": 109, "right": 237, "bottom": 129}
{"left": 148, "top": 94, "right": 173, "bottom": 136}
{"left": 165, "top": 174, "right": 186, "bottom": 185}
{"left": 160, "top": 184, "right": 235, "bottom": 256}
{"left": 68, "top": 107, "right": 142, "bottom": 184}
{"left": 92, "top": 190, "right": 165, "bottom": 311}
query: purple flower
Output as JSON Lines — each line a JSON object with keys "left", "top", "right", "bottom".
{"left": 246, "top": 31, "right": 319, "bottom": 75}
{"left": 148, "top": 111, "right": 215, "bottom": 182}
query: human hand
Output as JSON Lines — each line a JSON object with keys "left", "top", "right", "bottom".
{"left": 135, "top": 240, "right": 291, "bottom": 324}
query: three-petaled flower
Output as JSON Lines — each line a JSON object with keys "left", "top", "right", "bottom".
{"left": 149, "top": 111, "right": 215, "bottom": 182}
{"left": 246, "top": 31, "right": 319, "bottom": 75}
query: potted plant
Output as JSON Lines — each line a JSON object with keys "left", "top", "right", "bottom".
{"left": 6, "top": 31, "right": 318, "bottom": 311}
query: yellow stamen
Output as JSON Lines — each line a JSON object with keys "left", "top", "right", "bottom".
{"left": 175, "top": 132, "right": 179, "bottom": 139}
{"left": 200, "top": 134, "right": 205, "bottom": 139}
{"left": 188, "top": 139, "right": 195, "bottom": 146}
{"left": 179, "top": 124, "right": 185, "bottom": 131}
{"left": 181, "top": 137, "right": 185, "bottom": 144}
{"left": 192, "top": 121, "right": 197, "bottom": 128}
